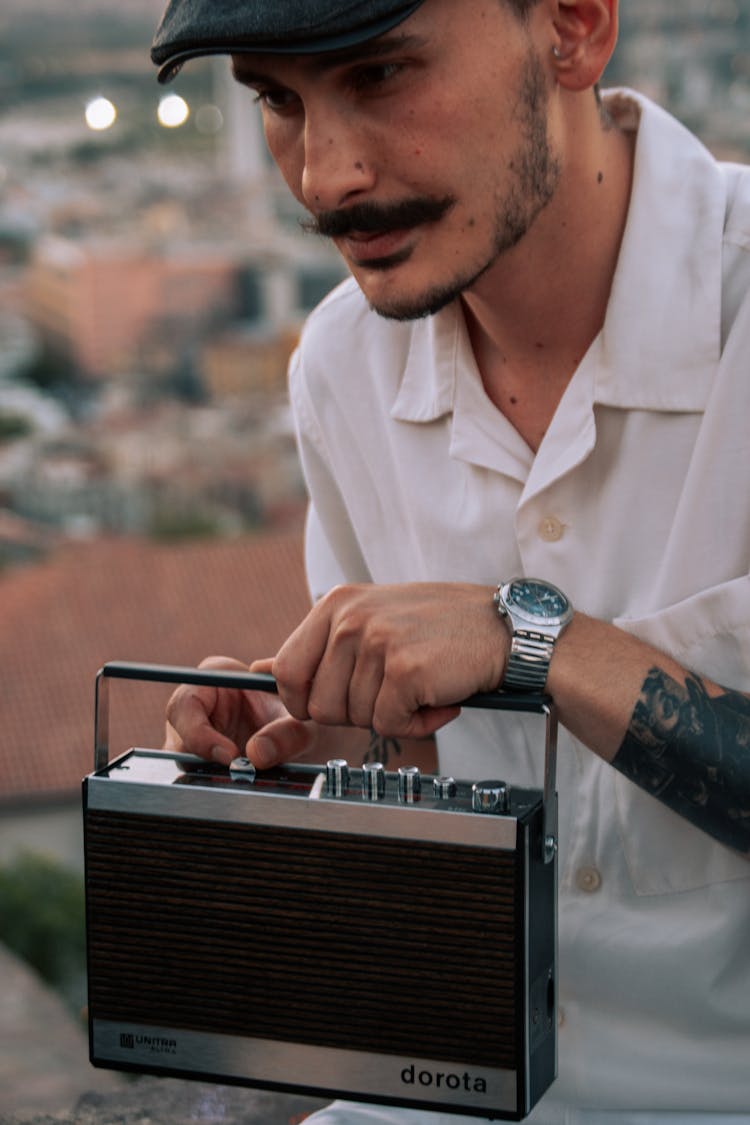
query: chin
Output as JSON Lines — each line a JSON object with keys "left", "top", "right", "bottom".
{"left": 352, "top": 263, "right": 465, "bottom": 321}
{"left": 362, "top": 260, "right": 493, "bottom": 321}
{"left": 352, "top": 227, "right": 509, "bottom": 320}
{"left": 367, "top": 288, "right": 459, "bottom": 321}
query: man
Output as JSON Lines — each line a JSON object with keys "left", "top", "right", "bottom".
{"left": 151, "top": 1, "right": 750, "bottom": 1122}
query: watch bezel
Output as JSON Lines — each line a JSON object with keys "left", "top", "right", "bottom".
{"left": 498, "top": 578, "right": 572, "bottom": 630}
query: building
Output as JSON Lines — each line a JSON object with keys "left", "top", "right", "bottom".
{"left": 201, "top": 323, "right": 299, "bottom": 399}
{"left": 23, "top": 235, "right": 240, "bottom": 379}
{"left": 609, "top": 0, "right": 750, "bottom": 158}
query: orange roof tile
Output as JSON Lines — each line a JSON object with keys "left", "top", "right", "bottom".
{"left": 0, "top": 532, "right": 311, "bottom": 803}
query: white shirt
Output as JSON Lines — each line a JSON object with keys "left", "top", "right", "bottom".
{"left": 288, "top": 92, "right": 750, "bottom": 1120}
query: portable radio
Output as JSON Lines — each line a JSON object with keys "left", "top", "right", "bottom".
{"left": 84, "top": 662, "right": 558, "bottom": 1120}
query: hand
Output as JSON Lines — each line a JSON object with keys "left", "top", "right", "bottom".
{"left": 270, "top": 583, "right": 506, "bottom": 739}
{"left": 164, "top": 655, "right": 320, "bottom": 768}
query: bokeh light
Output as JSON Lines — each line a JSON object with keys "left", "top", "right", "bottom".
{"left": 84, "top": 97, "right": 117, "bottom": 131}
{"left": 158, "top": 95, "right": 190, "bottom": 128}
{"left": 195, "top": 104, "right": 224, "bottom": 135}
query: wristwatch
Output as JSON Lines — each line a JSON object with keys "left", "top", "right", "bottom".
{"left": 494, "top": 578, "right": 573, "bottom": 692}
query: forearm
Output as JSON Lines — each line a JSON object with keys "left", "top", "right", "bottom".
{"left": 547, "top": 613, "right": 750, "bottom": 855}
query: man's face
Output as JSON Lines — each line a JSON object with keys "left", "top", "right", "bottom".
{"left": 232, "top": 0, "right": 560, "bottom": 320}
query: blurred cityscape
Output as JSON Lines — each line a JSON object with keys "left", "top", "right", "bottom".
{"left": 0, "top": 0, "right": 348, "bottom": 566}
{"left": 0, "top": 0, "right": 748, "bottom": 569}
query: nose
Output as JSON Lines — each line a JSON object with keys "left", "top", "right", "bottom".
{"left": 300, "top": 107, "right": 376, "bottom": 213}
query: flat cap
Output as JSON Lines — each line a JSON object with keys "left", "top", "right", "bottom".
{"left": 152, "top": 0, "right": 425, "bottom": 83}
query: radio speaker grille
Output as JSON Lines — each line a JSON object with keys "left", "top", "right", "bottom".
{"left": 86, "top": 810, "right": 521, "bottom": 1069}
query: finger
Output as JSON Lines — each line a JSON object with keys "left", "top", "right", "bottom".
{"left": 245, "top": 715, "right": 318, "bottom": 769}
{"left": 371, "top": 665, "right": 462, "bottom": 739}
{"left": 249, "top": 656, "right": 275, "bottom": 674}
{"left": 273, "top": 597, "right": 339, "bottom": 719}
{"left": 284, "top": 586, "right": 380, "bottom": 726}
{"left": 165, "top": 684, "right": 239, "bottom": 763}
{"left": 163, "top": 719, "right": 185, "bottom": 753}
{"left": 399, "top": 705, "right": 462, "bottom": 740}
{"left": 372, "top": 703, "right": 461, "bottom": 740}
{"left": 166, "top": 656, "right": 251, "bottom": 765}
{"left": 345, "top": 647, "right": 386, "bottom": 729}
{"left": 305, "top": 642, "right": 359, "bottom": 726}
{"left": 198, "top": 654, "right": 250, "bottom": 673}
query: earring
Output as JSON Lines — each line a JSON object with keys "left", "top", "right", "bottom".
{"left": 552, "top": 45, "right": 563, "bottom": 60}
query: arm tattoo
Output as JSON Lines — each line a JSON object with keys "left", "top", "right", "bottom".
{"left": 363, "top": 729, "right": 403, "bottom": 767}
{"left": 613, "top": 668, "right": 750, "bottom": 855}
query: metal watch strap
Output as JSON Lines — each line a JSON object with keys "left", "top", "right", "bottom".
{"left": 503, "top": 631, "right": 557, "bottom": 691}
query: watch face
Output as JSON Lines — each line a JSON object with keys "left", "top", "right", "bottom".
{"left": 507, "top": 579, "right": 569, "bottom": 621}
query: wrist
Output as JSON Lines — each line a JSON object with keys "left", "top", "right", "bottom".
{"left": 494, "top": 578, "right": 574, "bottom": 693}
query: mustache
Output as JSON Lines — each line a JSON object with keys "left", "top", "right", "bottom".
{"left": 301, "top": 196, "right": 455, "bottom": 238}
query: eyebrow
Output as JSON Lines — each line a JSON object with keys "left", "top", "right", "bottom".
{"left": 231, "top": 33, "right": 429, "bottom": 85}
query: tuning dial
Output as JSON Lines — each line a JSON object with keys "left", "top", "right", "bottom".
{"left": 228, "top": 758, "right": 256, "bottom": 782}
{"left": 433, "top": 776, "right": 457, "bottom": 800}
{"left": 398, "top": 766, "right": 421, "bottom": 803}
{"left": 362, "top": 762, "right": 386, "bottom": 801}
{"left": 326, "top": 758, "right": 349, "bottom": 797}
{"left": 472, "top": 780, "right": 510, "bottom": 814}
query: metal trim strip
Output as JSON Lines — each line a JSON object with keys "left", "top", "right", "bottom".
{"left": 85, "top": 771, "right": 519, "bottom": 849}
{"left": 91, "top": 1020, "right": 518, "bottom": 1113}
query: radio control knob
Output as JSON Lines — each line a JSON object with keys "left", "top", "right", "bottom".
{"left": 229, "top": 757, "right": 256, "bottom": 782}
{"left": 326, "top": 758, "right": 349, "bottom": 797}
{"left": 398, "top": 766, "right": 421, "bottom": 803}
{"left": 472, "top": 780, "right": 510, "bottom": 814}
{"left": 433, "top": 776, "right": 457, "bottom": 800}
{"left": 362, "top": 762, "right": 386, "bottom": 801}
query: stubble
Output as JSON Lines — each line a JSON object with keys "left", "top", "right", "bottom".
{"left": 368, "top": 50, "right": 561, "bottom": 322}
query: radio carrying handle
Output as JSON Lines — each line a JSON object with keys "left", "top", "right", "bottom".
{"left": 95, "top": 661, "right": 558, "bottom": 864}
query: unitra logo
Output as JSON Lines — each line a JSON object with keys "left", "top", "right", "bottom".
{"left": 119, "top": 1032, "right": 177, "bottom": 1056}
{"left": 401, "top": 1063, "right": 488, "bottom": 1094}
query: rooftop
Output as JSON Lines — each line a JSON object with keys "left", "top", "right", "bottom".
{"left": 0, "top": 531, "right": 310, "bottom": 805}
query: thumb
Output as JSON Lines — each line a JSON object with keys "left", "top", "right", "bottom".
{"left": 245, "top": 714, "right": 318, "bottom": 769}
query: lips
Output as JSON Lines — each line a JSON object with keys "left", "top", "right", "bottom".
{"left": 340, "top": 227, "right": 413, "bottom": 264}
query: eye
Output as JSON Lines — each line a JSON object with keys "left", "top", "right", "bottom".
{"left": 252, "top": 86, "right": 300, "bottom": 114}
{"left": 349, "top": 61, "right": 404, "bottom": 92}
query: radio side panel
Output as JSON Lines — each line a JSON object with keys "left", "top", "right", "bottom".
{"left": 522, "top": 799, "right": 557, "bottom": 1112}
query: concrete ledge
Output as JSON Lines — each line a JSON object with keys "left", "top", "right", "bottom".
{"left": 1, "top": 1077, "right": 328, "bottom": 1125}
{"left": 0, "top": 943, "right": 124, "bottom": 1119}
{"left": 0, "top": 943, "right": 327, "bottom": 1125}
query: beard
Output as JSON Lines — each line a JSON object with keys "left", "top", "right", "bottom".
{"left": 304, "top": 50, "right": 561, "bottom": 322}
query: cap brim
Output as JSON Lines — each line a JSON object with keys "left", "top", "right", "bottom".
{"left": 152, "top": 3, "right": 424, "bottom": 84}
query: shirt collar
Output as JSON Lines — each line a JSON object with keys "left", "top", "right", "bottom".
{"left": 390, "top": 299, "right": 459, "bottom": 422}
{"left": 594, "top": 89, "right": 725, "bottom": 412}
{"left": 390, "top": 90, "right": 726, "bottom": 425}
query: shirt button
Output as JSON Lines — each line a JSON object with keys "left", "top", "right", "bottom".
{"left": 538, "top": 516, "right": 565, "bottom": 542}
{"left": 575, "top": 865, "right": 602, "bottom": 893}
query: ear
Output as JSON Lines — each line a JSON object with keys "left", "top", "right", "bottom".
{"left": 551, "top": 0, "right": 618, "bottom": 92}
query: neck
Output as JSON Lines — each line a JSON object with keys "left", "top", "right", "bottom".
{"left": 462, "top": 94, "right": 635, "bottom": 451}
